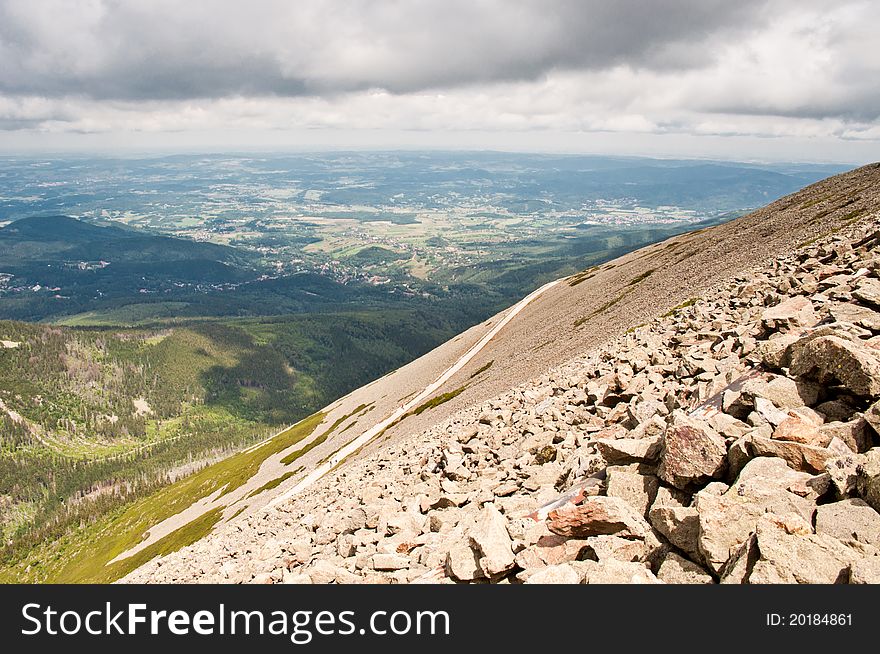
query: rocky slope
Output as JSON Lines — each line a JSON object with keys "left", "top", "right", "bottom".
{"left": 123, "top": 164, "right": 880, "bottom": 584}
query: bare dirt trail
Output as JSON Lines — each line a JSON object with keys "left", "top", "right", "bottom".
{"left": 266, "top": 277, "right": 561, "bottom": 509}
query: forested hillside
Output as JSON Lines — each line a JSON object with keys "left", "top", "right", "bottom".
{"left": 0, "top": 309, "right": 462, "bottom": 562}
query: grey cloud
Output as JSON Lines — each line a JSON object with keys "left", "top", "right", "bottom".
{"left": 0, "top": 0, "right": 766, "bottom": 100}
{"left": 0, "top": 117, "right": 43, "bottom": 130}
{"left": 704, "top": 100, "right": 880, "bottom": 124}
{"left": 0, "top": 0, "right": 877, "bottom": 148}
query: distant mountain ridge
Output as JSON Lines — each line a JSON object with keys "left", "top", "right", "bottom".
{"left": 0, "top": 214, "right": 252, "bottom": 266}
{"left": 0, "top": 216, "right": 383, "bottom": 322}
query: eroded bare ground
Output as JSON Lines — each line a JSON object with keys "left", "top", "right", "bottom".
{"left": 122, "top": 164, "right": 880, "bottom": 584}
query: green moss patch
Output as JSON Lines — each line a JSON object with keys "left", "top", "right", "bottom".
{"left": 627, "top": 269, "right": 655, "bottom": 286}
{"left": 662, "top": 298, "right": 698, "bottom": 317}
{"left": 410, "top": 385, "right": 468, "bottom": 416}
{"left": 469, "top": 360, "right": 494, "bottom": 378}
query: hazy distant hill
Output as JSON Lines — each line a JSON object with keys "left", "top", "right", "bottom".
{"left": 0, "top": 216, "right": 402, "bottom": 322}
{"left": 0, "top": 214, "right": 254, "bottom": 283}
{"left": 0, "top": 153, "right": 850, "bottom": 220}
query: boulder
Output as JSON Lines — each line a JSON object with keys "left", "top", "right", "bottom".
{"left": 726, "top": 455, "right": 826, "bottom": 501}
{"left": 657, "top": 552, "right": 714, "bottom": 584}
{"left": 523, "top": 563, "right": 582, "bottom": 584}
{"left": 286, "top": 541, "right": 313, "bottom": 566}
{"left": 856, "top": 448, "right": 880, "bottom": 512}
{"left": 514, "top": 535, "right": 592, "bottom": 570}
{"left": 547, "top": 496, "right": 651, "bottom": 540}
{"left": 695, "top": 458, "right": 816, "bottom": 573}
{"left": 732, "top": 457, "right": 825, "bottom": 501}
{"left": 282, "top": 570, "right": 313, "bottom": 585}
{"left": 749, "top": 434, "right": 847, "bottom": 474}
{"left": 761, "top": 296, "right": 819, "bottom": 331}
{"left": 772, "top": 416, "right": 830, "bottom": 448}
{"left": 830, "top": 302, "right": 880, "bottom": 331}
{"left": 627, "top": 398, "right": 668, "bottom": 427}
{"left": 648, "top": 487, "right": 701, "bottom": 562}
{"left": 755, "top": 397, "right": 791, "bottom": 426}
{"left": 741, "top": 376, "right": 820, "bottom": 410}
{"left": 783, "top": 471, "right": 831, "bottom": 502}
{"left": 444, "top": 540, "right": 484, "bottom": 582}
{"left": 754, "top": 332, "right": 801, "bottom": 369}
{"left": 721, "top": 514, "right": 859, "bottom": 584}
{"left": 789, "top": 335, "right": 880, "bottom": 397}
{"left": 385, "top": 512, "right": 424, "bottom": 538}
{"left": 306, "top": 560, "right": 344, "bottom": 585}
{"left": 521, "top": 430, "right": 555, "bottom": 454}
{"left": 580, "top": 559, "right": 662, "bottom": 584}
{"left": 429, "top": 508, "right": 462, "bottom": 533}
{"left": 824, "top": 452, "right": 866, "bottom": 498}
{"left": 815, "top": 498, "right": 880, "bottom": 546}
{"left": 658, "top": 412, "right": 728, "bottom": 490}
{"left": 372, "top": 553, "right": 411, "bottom": 571}
{"left": 252, "top": 572, "right": 275, "bottom": 584}
{"left": 854, "top": 277, "right": 880, "bottom": 308}
{"left": 583, "top": 534, "right": 660, "bottom": 564}
{"left": 789, "top": 406, "right": 825, "bottom": 426}
{"left": 848, "top": 557, "right": 880, "bottom": 584}
{"left": 718, "top": 532, "right": 759, "bottom": 585}
{"left": 708, "top": 413, "right": 751, "bottom": 440}
{"left": 726, "top": 432, "right": 758, "bottom": 479}
{"left": 818, "top": 417, "right": 870, "bottom": 454}
{"left": 605, "top": 467, "right": 659, "bottom": 516}
{"left": 336, "top": 534, "right": 356, "bottom": 558}
{"left": 430, "top": 493, "right": 470, "bottom": 510}
{"left": 343, "top": 507, "right": 368, "bottom": 534}
{"left": 862, "top": 400, "right": 880, "bottom": 440}
{"left": 468, "top": 503, "right": 515, "bottom": 577}
{"left": 596, "top": 435, "right": 662, "bottom": 465}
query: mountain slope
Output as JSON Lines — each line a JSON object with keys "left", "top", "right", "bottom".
{"left": 117, "top": 162, "right": 880, "bottom": 585}
{"left": 0, "top": 307, "right": 482, "bottom": 566}
{"left": 3, "top": 163, "right": 879, "bottom": 583}
{"left": 127, "top": 195, "right": 880, "bottom": 584}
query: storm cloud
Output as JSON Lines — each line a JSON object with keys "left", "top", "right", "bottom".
{"left": 0, "top": 0, "right": 878, "bottom": 159}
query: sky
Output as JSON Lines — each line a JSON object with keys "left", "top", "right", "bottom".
{"left": 0, "top": 0, "right": 878, "bottom": 162}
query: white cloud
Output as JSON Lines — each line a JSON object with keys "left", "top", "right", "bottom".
{"left": 0, "top": 0, "right": 877, "bottom": 160}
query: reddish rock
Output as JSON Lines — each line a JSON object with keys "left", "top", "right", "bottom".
{"left": 773, "top": 416, "right": 831, "bottom": 448}
{"left": 658, "top": 413, "right": 728, "bottom": 490}
{"left": 750, "top": 434, "right": 849, "bottom": 474}
{"left": 761, "top": 296, "right": 819, "bottom": 331}
{"left": 547, "top": 496, "right": 650, "bottom": 539}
